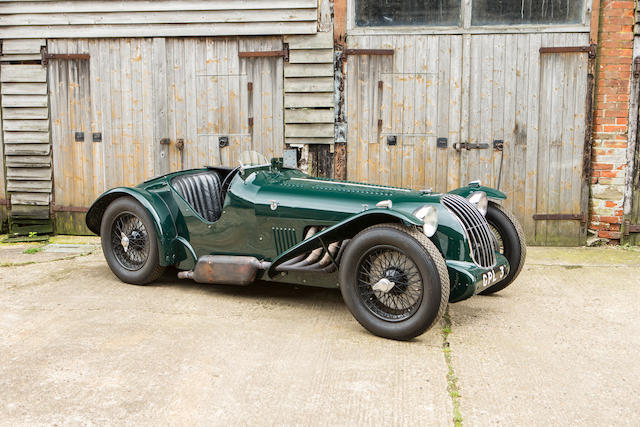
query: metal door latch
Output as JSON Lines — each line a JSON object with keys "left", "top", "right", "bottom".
{"left": 454, "top": 141, "right": 490, "bottom": 152}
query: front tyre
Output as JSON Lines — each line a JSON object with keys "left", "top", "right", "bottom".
{"left": 100, "top": 197, "right": 165, "bottom": 285}
{"left": 339, "top": 224, "right": 449, "bottom": 341}
{"left": 480, "top": 202, "right": 526, "bottom": 295}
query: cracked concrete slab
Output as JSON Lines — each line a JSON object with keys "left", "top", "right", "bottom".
{"left": 41, "top": 243, "right": 97, "bottom": 253}
{"left": 448, "top": 249, "right": 640, "bottom": 425}
{"left": 0, "top": 248, "right": 451, "bottom": 425}
{"left": 1, "top": 242, "right": 638, "bottom": 425}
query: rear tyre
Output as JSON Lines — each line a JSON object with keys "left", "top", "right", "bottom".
{"left": 480, "top": 202, "right": 526, "bottom": 295}
{"left": 100, "top": 197, "right": 165, "bottom": 285}
{"left": 339, "top": 224, "right": 449, "bottom": 341}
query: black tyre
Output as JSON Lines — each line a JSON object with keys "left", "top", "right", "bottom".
{"left": 339, "top": 223, "right": 449, "bottom": 341}
{"left": 480, "top": 202, "right": 526, "bottom": 295}
{"left": 100, "top": 197, "right": 165, "bottom": 285}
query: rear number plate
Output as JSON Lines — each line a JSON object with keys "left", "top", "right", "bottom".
{"left": 481, "top": 265, "right": 506, "bottom": 288}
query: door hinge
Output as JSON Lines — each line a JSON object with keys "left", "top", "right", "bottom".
{"left": 41, "top": 46, "right": 90, "bottom": 65}
{"left": 634, "top": 57, "right": 640, "bottom": 79}
{"left": 342, "top": 49, "right": 394, "bottom": 61}
{"left": 539, "top": 44, "right": 596, "bottom": 59}
{"left": 239, "top": 43, "right": 289, "bottom": 62}
{"left": 623, "top": 219, "right": 640, "bottom": 235}
{"left": 533, "top": 213, "right": 586, "bottom": 224}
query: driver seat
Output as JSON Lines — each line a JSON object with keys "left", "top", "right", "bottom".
{"left": 171, "top": 171, "right": 223, "bottom": 222}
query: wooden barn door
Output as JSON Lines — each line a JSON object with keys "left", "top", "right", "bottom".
{"left": 159, "top": 37, "right": 284, "bottom": 174}
{"left": 345, "top": 33, "right": 591, "bottom": 245}
{"left": 47, "top": 37, "right": 284, "bottom": 233}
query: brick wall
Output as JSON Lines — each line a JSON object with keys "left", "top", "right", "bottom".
{"left": 590, "top": 0, "right": 635, "bottom": 241}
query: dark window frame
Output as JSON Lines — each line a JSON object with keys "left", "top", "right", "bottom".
{"left": 350, "top": 0, "right": 589, "bottom": 30}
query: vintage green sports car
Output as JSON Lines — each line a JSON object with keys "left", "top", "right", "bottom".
{"left": 86, "top": 152, "right": 525, "bottom": 340}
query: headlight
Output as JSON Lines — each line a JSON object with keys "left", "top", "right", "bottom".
{"left": 467, "top": 191, "right": 488, "bottom": 216}
{"left": 413, "top": 205, "right": 438, "bottom": 237}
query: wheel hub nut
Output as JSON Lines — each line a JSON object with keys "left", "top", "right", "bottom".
{"left": 372, "top": 278, "right": 395, "bottom": 293}
{"left": 121, "top": 232, "right": 130, "bottom": 253}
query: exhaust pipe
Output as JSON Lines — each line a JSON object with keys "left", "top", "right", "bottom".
{"left": 177, "top": 255, "right": 271, "bottom": 285}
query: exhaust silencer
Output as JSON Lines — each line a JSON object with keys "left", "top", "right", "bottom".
{"left": 177, "top": 255, "right": 271, "bottom": 286}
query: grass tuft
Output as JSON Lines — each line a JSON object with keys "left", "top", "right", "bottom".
{"left": 442, "top": 306, "right": 463, "bottom": 427}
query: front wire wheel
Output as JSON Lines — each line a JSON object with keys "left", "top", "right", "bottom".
{"left": 480, "top": 202, "right": 526, "bottom": 295}
{"left": 357, "top": 246, "right": 424, "bottom": 322}
{"left": 340, "top": 224, "right": 449, "bottom": 341}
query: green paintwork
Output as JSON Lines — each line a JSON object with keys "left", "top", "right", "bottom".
{"left": 86, "top": 159, "right": 511, "bottom": 301}
{"left": 448, "top": 183, "right": 507, "bottom": 200}
{"left": 447, "top": 253, "right": 510, "bottom": 302}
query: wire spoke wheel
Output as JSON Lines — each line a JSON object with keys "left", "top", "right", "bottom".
{"left": 110, "top": 212, "right": 150, "bottom": 271}
{"left": 488, "top": 223, "right": 504, "bottom": 254}
{"left": 356, "top": 245, "right": 424, "bottom": 322}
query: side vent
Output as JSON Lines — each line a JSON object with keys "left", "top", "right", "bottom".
{"left": 273, "top": 227, "right": 297, "bottom": 254}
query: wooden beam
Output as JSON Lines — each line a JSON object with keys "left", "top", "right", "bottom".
{"left": 590, "top": 0, "right": 601, "bottom": 45}
{"left": 334, "top": 0, "right": 347, "bottom": 47}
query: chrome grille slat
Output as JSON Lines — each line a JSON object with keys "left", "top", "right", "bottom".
{"left": 441, "top": 194, "right": 496, "bottom": 268}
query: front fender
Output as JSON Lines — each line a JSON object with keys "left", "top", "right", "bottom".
{"left": 267, "top": 208, "right": 423, "bottom": 277}
{"left": 448, "top": 184, "right": 506, "bottom": 201}
{"left": 85, "top": 187, "right": 179, "bottom": 266}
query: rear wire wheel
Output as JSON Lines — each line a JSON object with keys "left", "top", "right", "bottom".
{"left": 100, "top": 197, "right": 165, "bottom": 285}
{"left": 340, "top": 223, "right": 449, "bottom": 341}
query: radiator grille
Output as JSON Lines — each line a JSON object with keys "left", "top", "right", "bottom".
{"left": 441, "top": 194, "right": 496, "bottom": 268}
{"left": 273, "top": 227, "right": 297, "bottom": 254}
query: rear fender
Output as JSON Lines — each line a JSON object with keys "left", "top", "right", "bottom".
{"left": 448, "top": 184, "right": 506, "bottom": 201}
{"left": 268, "top": 208, "right": 423, "bottom": 277}
{"left": 85, "top": 187, "right": 179, "bottom": 266}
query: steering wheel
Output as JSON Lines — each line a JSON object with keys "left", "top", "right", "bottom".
{"left": 219, "top": 166, "right": 241, "bottom": 203}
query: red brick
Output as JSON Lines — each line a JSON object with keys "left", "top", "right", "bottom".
{"left": 603, "top": 125, "right": 627, "bottom": 132}
{"left": 599, "top": 230, "right": 622, "bottom": 239}
{"left": 593, "top": 163, "right": 614, "bottom": 170}
{"left": 608, "top": 31, "right": 634, "bottom": 41}
{"left": 616, "top": 117, "right": 628, "bottom": 125}
{"left": 599, "top": 216, "right": 619, "bottom": 223}
{"left": 600, "top": 171, "right": 619, "bottom": 178}
{"left": 608, "top": 1, "right": 635, "bottom": 8}
{"left": 604, "top": 138, "right": 627, "bottom": 148}
{"left": 610, "top": 224, "right": 621, "bottom": 231}
{"left": 605, "top": 200, "right": 617, "bottom": 207}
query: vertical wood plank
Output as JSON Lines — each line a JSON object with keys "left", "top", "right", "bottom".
{"left": 524, "top": 33, "right": 541, "bottom": 243}
{"left": 152, "top": 37, "right": 169, "bottom": 174}
{"left": 447, "top": 35, "right": 463, "bottom": 191}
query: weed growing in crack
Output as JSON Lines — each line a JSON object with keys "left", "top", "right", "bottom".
{"left": 442, "top": 306, "right": 463, "bottom": 426}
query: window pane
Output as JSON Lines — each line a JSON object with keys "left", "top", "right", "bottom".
{"left": 471, "top": 0, "right": 584, "bottom": 25}
{"left": 355, "top": 0, "right": 461, "bottom": 26}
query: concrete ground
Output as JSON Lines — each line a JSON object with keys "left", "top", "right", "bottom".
{"left": 0, "top": 237, "right": 638, "bottom": 426}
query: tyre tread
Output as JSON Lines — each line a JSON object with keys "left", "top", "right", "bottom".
{"left": 481, "top": 202, "right": 526, "bottom": 294}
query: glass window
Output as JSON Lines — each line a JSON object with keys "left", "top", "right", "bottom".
{"left": 471, "top": 0, "right": 584, "bottom": 25}
{"left": 355, "top": 0, "right": 462, "bottom": 26}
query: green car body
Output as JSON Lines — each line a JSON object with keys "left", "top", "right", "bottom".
{"left": 86, "top": 158, "right": 510, "bottom": 303}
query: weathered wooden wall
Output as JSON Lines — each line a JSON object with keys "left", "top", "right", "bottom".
{"left": 346, "top": 32, "right": 589, "bottom": 245}
{"left": 1, "top": 39, "right": 52, "bottom": 222}
{"left": 0, "top": 0, "right": 318, "bottom": 38}
{"left": 284, "top": 31, "right": 335, "bottom": 145}
{"left": 47, "top": 37, "right": 284, "bottom": 233}
{"left": 0, "top": 105, "right": 6, "bottom": 229}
